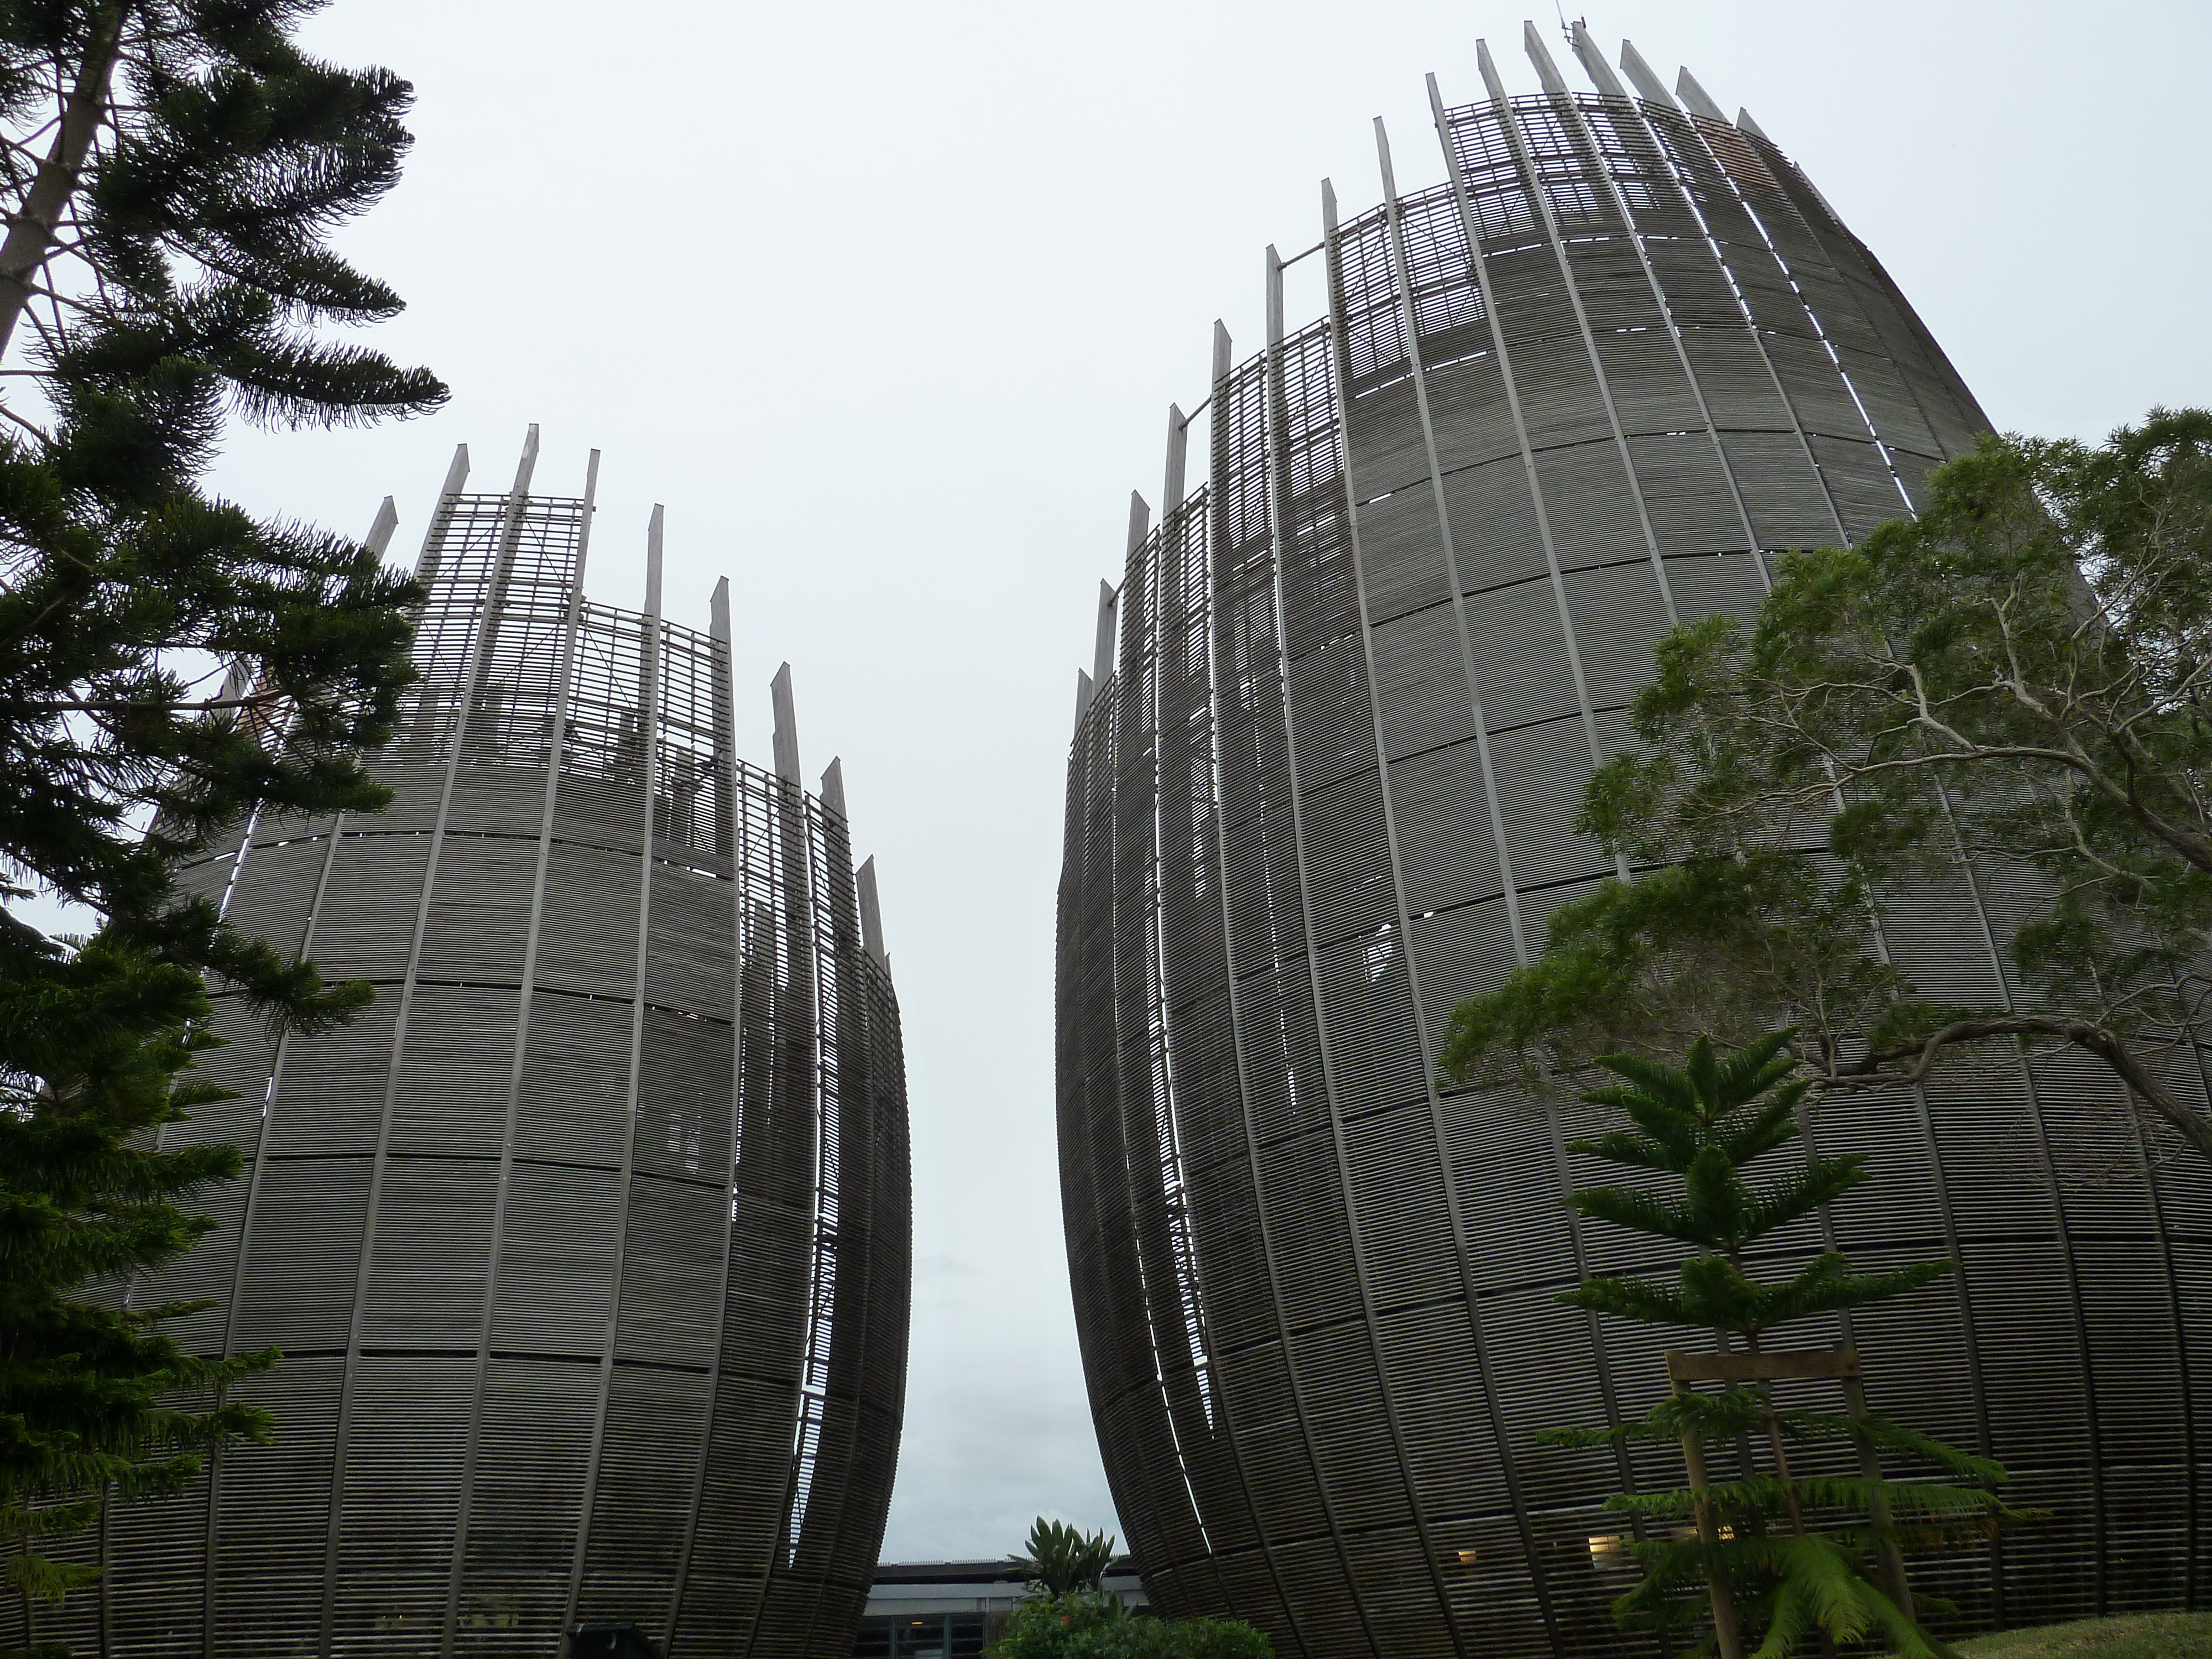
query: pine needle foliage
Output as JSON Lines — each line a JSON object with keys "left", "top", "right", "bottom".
{"left": 0, "top": 6, "right": 440, "bottom": 1648}
{"left": 0, "top": 0, "right": 446, "bottom": 1011}
{"left": 1, "top": 936, "right": 278, "bottom": 1649}
{"left": 1540, "top": 1029, "right": 2019, "bottom": 1658}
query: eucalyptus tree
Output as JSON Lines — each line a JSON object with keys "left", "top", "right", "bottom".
{"left": 1444, "top": 414, "right": 2212, "bottom": 1164}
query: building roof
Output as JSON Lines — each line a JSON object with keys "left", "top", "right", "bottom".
{"left": 869, "top": 1559, "right": 1140, "bottom": 1588}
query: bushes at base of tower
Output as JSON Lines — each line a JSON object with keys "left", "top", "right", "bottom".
{"left": 986, "top": 1594, "right": 1271, "bottom": 1659}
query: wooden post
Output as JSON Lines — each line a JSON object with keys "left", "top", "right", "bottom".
{"left": 1840, "top": 1370, "right": 1917, "bottom": 1623}
{"left": 1668, "top": 1346, "right": 1897, "bottom": 1659}
{"left": 1673, "top": 1377, "right": 1746, "bottom": 1659}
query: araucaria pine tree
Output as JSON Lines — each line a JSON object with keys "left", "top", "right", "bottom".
{"left": 0, "top": 4, "right": 442, "bottom": 1645}
{"left": 1, "top": 941, "right": 280, "bottom": 1642}
{"left": 1541, "top": 1030, "right": 2017, "bottom": 1658}
{"left": 0, "top": 0, "right": 446, "bottom": 959}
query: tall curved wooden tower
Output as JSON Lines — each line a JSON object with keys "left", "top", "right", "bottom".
{"left": 52, "top": 431, "right": 911, "bottom": 1659}
{"left": 1056, "top": 25, "right": 2205, "bottom": 1659}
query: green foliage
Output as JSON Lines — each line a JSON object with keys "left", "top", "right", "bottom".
{"left": 1551, "top": 1031, "right": 1952, "bottom": 1337}
{"left": 1, "top": 936, "right": 279, "bottom": 1635}
{"left": 986, "top": 1594, "right": 1272, "bottom": 1659}
{"left": 1443, "top": 414, "right": 2212, "bottom": 1163}
{"left": 1438, "top": 858, "right": 1906, "bottom": 1091}
{"left": 1, "top": 0, "right": 443, "bottom": 1017}
{"left": 1010, "top": 1517, "right": 1120, "bottom": 1597}
{"left": 993, "top": 1523, "right": 1271, "bottom": 1659}
{"left": 1538, "top": 1031, "right": 2017, "bottom": 1657}
{"left": 0, "top": 6, "right": 439, "bottom": 1646}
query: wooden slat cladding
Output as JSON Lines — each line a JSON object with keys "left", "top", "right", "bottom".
{"left": 1056, "top": 85, "right": 2203, "bottom": 1659}
{"left": 53, "top": 469, "right": 910, "bottom": 1659}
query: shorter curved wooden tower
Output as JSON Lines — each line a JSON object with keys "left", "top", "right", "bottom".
{"left": 64, "top": 431, "right": 911, "bottom": 1659}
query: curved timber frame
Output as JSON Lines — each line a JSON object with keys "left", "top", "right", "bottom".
{"left": 1056, "top": 29, "right": 2206, "bottom": 1659}
{"left": 21, "top": 434, "right": 912, "bottom": 1659}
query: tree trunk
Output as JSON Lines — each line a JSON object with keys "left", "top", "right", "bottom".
{"left": 0, "top": 4, "right": 129, "bottom": 363}
{"left": 1740, "top": 1334, "right": 1840, "bottom": 1659}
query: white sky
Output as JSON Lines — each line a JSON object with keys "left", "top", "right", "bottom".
{"left": 179, "top": 0, "right": 2212, "bottom": 1564}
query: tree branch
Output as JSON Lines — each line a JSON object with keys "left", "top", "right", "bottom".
{"left": 1824, "top": 1014, "right": 2212, "bottom": 1161}
{"left": 25, "top": 690, "right": 286, "bottom": 718}
{"left": 0, "top": 3, "right": 127, "bottom": 363}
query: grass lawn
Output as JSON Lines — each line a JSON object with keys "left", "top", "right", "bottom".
{"left": 1939, "top": 1612, "right": 2212, "bottom": 1656}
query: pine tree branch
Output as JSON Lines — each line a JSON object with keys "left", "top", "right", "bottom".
{"left": 22, "top": 690, "right": 287, "bottom": 718}
{"left": 0, "top": 400, "right": 51, "bottom": 442}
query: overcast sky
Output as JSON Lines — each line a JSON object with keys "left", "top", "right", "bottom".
{"left": 189, "top": 0, "right": 2212, "bottom": 1563}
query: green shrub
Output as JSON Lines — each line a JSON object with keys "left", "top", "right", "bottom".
{"left": 985, "top": 1593, "right": 1271, "bottom": 1659}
